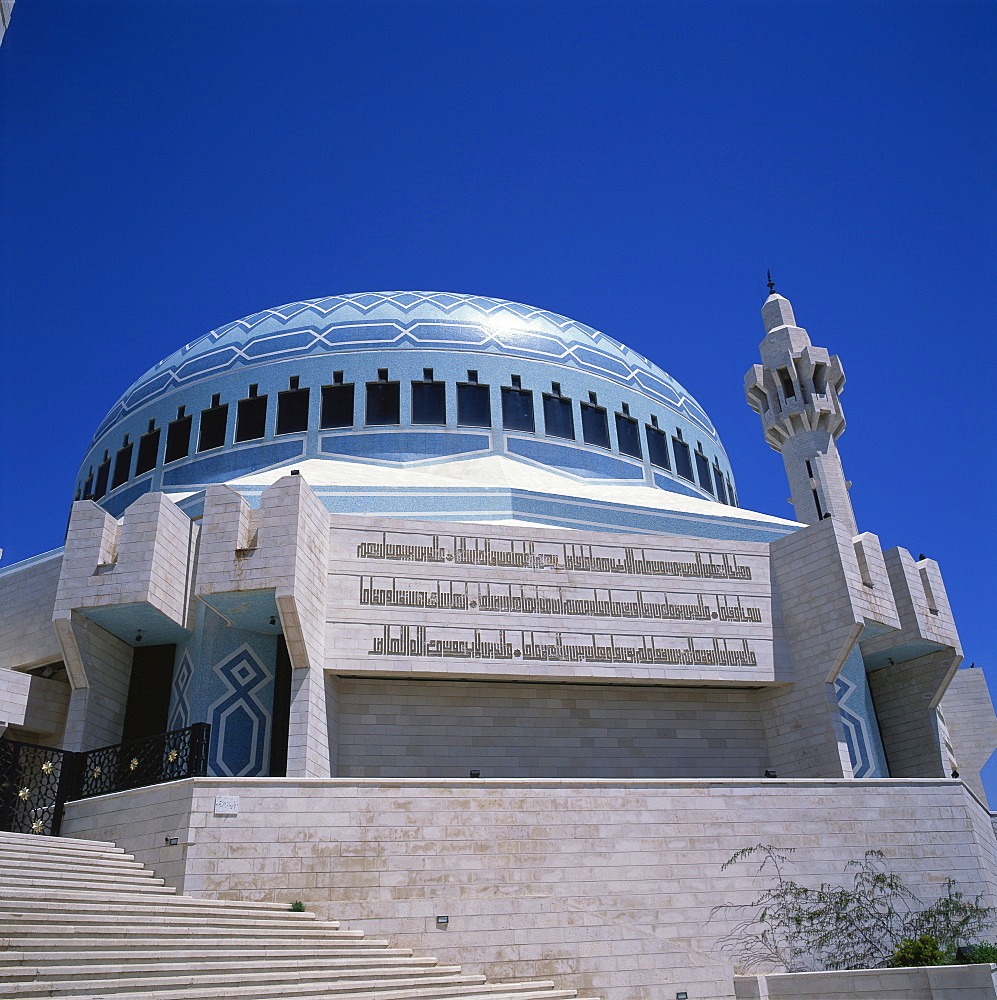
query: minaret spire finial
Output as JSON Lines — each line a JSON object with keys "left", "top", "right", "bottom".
{"left": 766, "top": 270, "right": 776, "bottom": 296}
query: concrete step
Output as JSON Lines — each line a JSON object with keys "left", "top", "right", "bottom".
{"left": 0, "top": 852, "right": 148, "bottom": 873}
{"left": 3, "top": 937, "right": 399, "bottom": 954}
{"left": 0, "top": 891, "right": 320, "bottom": 919}
{"left": 0, "top": 885, "right": 321, "bottom": 915}
{"left": 0, "top": 947, "right": 416, "bottom": 966}
{"left": 0, "top": 831, "right": 123, "bottom": 853}
{"left": 0, "top": 956, "right": 439, "bottom": 982}
{"left": 19, "top": 977, "right": 576, "bottom": 1000}
{"left": 0, "top": 977, "right": 580, "bottom": 1000}
{"left": 0, "top": 869, "right": 172, "bottom": 890}
{"left": 0, "top": 962, "right": 463, "bottom": 992}
{"left": 0, "top": 970, "right": 479, "bottom": 997}
{"left": 1, "top": 916, "right": 359, "bottom": 938}
{"left": 0, "top": 829, "right": 596, "bottom": 1000}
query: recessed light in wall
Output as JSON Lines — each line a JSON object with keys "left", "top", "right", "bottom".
{"left": 764, "top": 769, "right": 777, "bottom": 778}
{"left": 469, "top": 770, "right": 480, "bottom": 778}
{"left": 436, "top": 915, "right": 449, "bottom": 926}
{"left": 135, "top": 631, "right": 143, "bottom": 643}
{"left": 269, "top": 617, "right": 277, "bottom": 626}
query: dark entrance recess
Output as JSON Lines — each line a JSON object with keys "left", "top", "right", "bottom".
{"left": 121, "top": 644, "right": 176, "bottom": 744}
{"left": 268, "top": 637, "right": 292, "bottom": 777}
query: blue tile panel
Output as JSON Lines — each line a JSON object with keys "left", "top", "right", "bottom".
{"left": 75, "top": 292, "right": 738, "bottom": 513}
{"left": 835, "top": 645, "right": 889, "bottom": 778}
{"left": 506, "top": 438, "right": 644, "bottom": 480}
{"left": 161, "top": 440, "right": 305, "bottom": 487}
{"left": 321, "top": 431, "right": 490, "bottom": 462}
{"left": 168, "top": 602, "right": 277, "bottom": 777}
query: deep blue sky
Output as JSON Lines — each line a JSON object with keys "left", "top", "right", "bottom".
{"left": 2, "top": 1, "right": 995, "bottom": 788}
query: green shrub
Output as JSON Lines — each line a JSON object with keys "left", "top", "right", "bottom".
{"left": 289, "top": 900, "right": 306, "bottom": 912}
{"left": 965, "top": 942, "right": 997, "bottom": 963}
{"left": 888, "top": 935, "right": 948, "bottom": 968}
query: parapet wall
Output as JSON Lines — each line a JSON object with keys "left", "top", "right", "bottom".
{"left": 62, "top": 776, "right": 997, "bottom": 1000}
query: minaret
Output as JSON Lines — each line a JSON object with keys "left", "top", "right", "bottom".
{"left": 744, "top": 280, "right": 857, "bottom": 535}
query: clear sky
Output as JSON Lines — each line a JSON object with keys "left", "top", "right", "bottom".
{"left": 2, "top": 1, "right": 995, "bottom": 790}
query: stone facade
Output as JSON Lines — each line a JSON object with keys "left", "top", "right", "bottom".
{"left": 1, "top": 288, "right": 995, "bottom": 1000}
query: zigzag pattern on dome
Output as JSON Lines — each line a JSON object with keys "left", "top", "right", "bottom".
{"left": 89, "top": 292, "right": 719, "bottom": 447}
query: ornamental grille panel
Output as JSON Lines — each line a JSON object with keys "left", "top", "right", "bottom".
{"left": 0, "top": 723, "right": 209, "bottom": 837}
{"left": 73, "top": 723, "right": 210, "bottom": 799}
{"left": 0, "top": 739, "right": 76, "bottom": 836}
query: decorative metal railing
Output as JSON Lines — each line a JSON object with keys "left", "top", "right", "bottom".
{"left": 0, "top": 739, "right": 77, "bottom": 836}
{"left": 73, "top": 724, "right": 210, "bottom": 799}
{"left": 0, "top": 723, "right": 210, "bottom": 837}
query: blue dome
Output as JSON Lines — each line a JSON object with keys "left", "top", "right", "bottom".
{"left": 76, "top": 292, "right": 738, "bottom": 515}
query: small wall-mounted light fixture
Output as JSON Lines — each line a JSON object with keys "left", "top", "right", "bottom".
{"left": 469, "top": 769, "right": 480, "bottom": 778}
{"left": 764, "top": 769, "right": 777, "bottom": 778}
{"left": 164, "top": 836, "right": 178, "bottom": 846}
{"left": 676, "top": 992, "right": 689, "bottom": 999}
{"left": 436, "top": 915, "right": 449, "bottom": 927}
{"left": 269, "top": 616, "right": 277, "bottom": 626}
{"left": 291, "top": 469, "right": 300, "bottom": 476}
{"left": 952, "top": 769, "right": 960, "bottom": 779}
{"left": 135, "top": 631, "right": 143, "bottom": 643}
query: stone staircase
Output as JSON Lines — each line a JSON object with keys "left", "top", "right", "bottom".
{"left": 0, "top": 830, "right": 598, "bottom": 999}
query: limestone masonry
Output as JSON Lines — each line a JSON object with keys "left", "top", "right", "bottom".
{"left": 1, "top": 289, "right": 995, "bottom": 999}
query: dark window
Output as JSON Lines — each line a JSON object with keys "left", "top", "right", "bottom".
{"left": 727, "top": 477, "right": 737, "bottom": 506}
{"left": 321, "top": 383, "right": 354, "bottom": 428}
{"left": 645, "top": 425, "right": 670, "bottom": 469}
{"left": 695, "top": 450, "right": 714, "bottom": 493}
{"left": 111, "top": 442, "right": 133, "bottom": 489}
{"left": 365, "top": 380, "right": 400, "bottom": 425}
{"left": 543, "top": 394, "right": 575, "bottom": 439}
{"left": 198, "top": 401, "right": 229, "bottom": 451}
{"left": 94, "top": 456, "right": 111, "bottom": 499}
{"left": 580, "top": 401, "right": 610, "bottom": 448}
{"left": 812, "top": 363, "right": 827, "bottom": 394}
{"left": 333, "top": 370, "right": 344, "bottom": 384}
{"left": 135, "top": 428, "right": 161, "bottom": 475}
{"left": 236, "top": 393, "right": 268, "bottom": 442}
{"left": 466, "top": 369, "right": 479, "bottom": 383}
{"left": 511, "top": 374, "right": 522, "bottom": 389}
{"left": 83, "top": 471, "right": 94, "bottom": 498}
{"left": 615, "top": 412, "right": 641, "bottom": 458}
{"left": 501, "top": 386, "right": 535, "bottom": 432}
{"left": 165, "top": 413, "right": 192, "bottom": 462}
{"left": 778, "top": 367, "right": 796, "bottom": 398}
{"left": 672, "top": 436, "right": 694, "bottom": 481}
{"left": 713, "top": 466, "right": 728, "bottom": 503}
{"left": 412, "top": 380, "right": 446, "bottom": 424}
{"left": 276, "top": 386, "right": 310, "bottom": 434}
{"left": 457, "top": 382, "right": 491, "bottom": 427}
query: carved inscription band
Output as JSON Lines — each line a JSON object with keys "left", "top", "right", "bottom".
{"left": 367, "top": 624, "right": 758, "bottom": 667}
{"left": 354, "top": 531, "right": 754, "bottom": 581}
{"left": 358, "top": 576, "right": 764, "bottom": 623}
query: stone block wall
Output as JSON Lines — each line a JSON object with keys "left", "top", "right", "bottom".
{"left": 334, "top": 677, "right": 769, "bottom": 778}
{"left": 0, "top": 553, "right": 63, "bottom": 672}
{"left": 63, "top": 776, "right": 997, "bottom": 1000}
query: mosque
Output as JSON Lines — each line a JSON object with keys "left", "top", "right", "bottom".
{"left": 1, "top": 288, "right": 995, "bottom": 998}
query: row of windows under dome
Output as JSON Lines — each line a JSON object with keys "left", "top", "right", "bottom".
{"left": 76, "top": 369, "right": 737, "bottom": 506}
